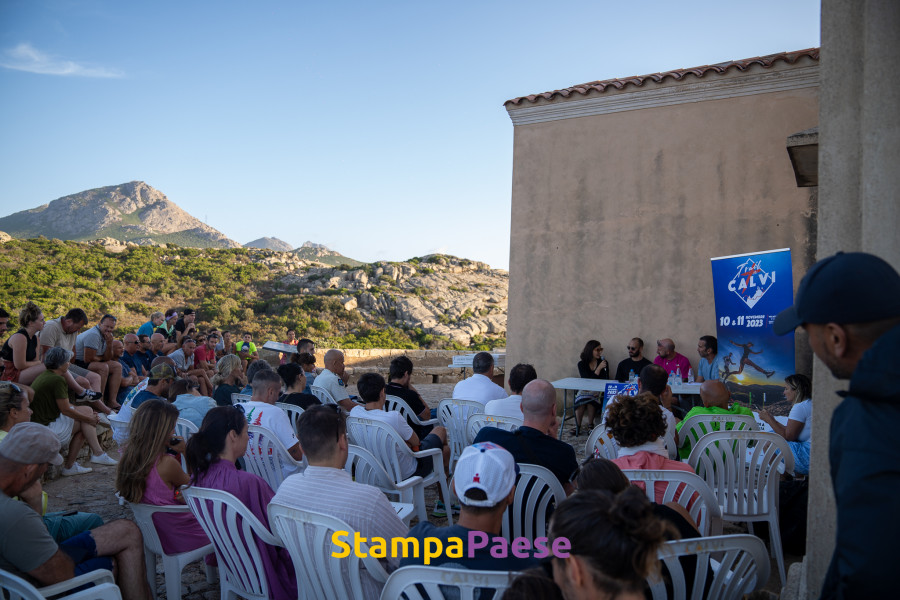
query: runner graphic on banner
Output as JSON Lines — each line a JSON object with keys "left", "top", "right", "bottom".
{"left": 710, "top": 248, "right": 795, "bottom": 410}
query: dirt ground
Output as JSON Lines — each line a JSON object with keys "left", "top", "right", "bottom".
{"left": 42, "top": 383, "right": 795, "bottom": 598}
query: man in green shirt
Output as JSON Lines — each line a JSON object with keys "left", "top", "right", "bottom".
{"left": 675, "top": 380, "right": 753, "bottom": 459}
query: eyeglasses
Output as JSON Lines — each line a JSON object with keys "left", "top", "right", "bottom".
{"left": 626, "top": 346, "right": 637, "bottom": 351}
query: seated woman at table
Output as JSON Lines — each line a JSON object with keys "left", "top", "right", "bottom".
{"left": 573, "top": 339, "right": 608, "bottom": 435}
{"left": 606, "top": 392, "right": 693, "bottom": 503}
{"left": 758, "top": 373, "right": 812, "bottom": 476}
{"left": 185, "top": 406, "right": 296, "bottom": 600}
{"left": 115, "top": 399, "right": 211, "bottom": 556}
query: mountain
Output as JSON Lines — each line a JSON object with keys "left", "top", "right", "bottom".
{"left": 244, "top": 237, "right": 294, "bottom": 252}
{"left": 0, "top": 181, "right": 240, "bottom": 248}
{"left": 292, "top": 243, "right": 364, "bottom": 267}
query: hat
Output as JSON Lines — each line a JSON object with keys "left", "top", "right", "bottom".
{"left": 183, "top": 308, "right": 195, "bottom": 316}
{"left": 149, "top": 363, "right": 177, "bottom": 380}
{"left": 453, "top": 442, "right": 518, "bottom": 507}
{"left": 773, "top": 252, "right": 900, "bottom": 335}
{"left": 0, "top": 422, "right": 64, "bottom": 466}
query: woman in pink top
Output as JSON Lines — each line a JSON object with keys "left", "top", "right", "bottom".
{"left": 115, "top": 399, "right": 210, "bottom": 555}
{"left": 606, "top": 392, "right": 694, "bottom": 504}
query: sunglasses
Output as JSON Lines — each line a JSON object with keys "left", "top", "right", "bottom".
{"left": 626, "top": 346, "right": 637, "bottom": 351}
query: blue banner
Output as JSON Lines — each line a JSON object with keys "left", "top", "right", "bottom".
{"left": 710, "top": 248, "right": 795, "bottom": 410}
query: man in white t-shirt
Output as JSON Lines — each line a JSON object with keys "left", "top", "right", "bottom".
{"left": 452, "top": 352, "right": 506, "bottom": 405}
{"left": 314, "top": 349, "right": 355, "bottom": 411}
{"left": 484, "top": 363, "right": 537, "bottom": 419}
{"left": 235, "top": 370, "right": 303, "bottom": 476}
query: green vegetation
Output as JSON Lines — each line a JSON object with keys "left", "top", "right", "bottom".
{"left": 0, "top": 238, "right": 503, "bottom": 350}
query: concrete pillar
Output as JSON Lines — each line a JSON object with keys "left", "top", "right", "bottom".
{"left": 795, "top": 1, "right": 900, "bottom": 597}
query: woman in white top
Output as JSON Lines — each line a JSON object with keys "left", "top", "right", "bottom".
{"left": 758, "top": 373, "right": 812, "bottom": 475}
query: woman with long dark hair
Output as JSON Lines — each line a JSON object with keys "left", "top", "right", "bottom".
{"left": 573, "top": 339, "right": 609, "bottom": 434}
{"left": 185, "top": 406, "right": 296, "bottom": 600}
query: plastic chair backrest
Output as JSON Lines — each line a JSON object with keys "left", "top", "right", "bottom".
{"left": 276, "top": 402, "right": 304, "bottom": 435}
{"left": 384, "top": 394, "right": 435, "bottom": 426}
{"left": 108, "top": 414, "right": 130, "bottom": 445}
{"left": 345, "top": 416, "right": 412, "bottom": 484}
{"left": 0, "top": 567, "right": 121, "bottom": 600}
{"left": 584, "top": 423, "right": 620, "bottom": 460}
{"left": 344, "top": 444, "right": 398, "bottom": 496}
{"left": 380, "top": 565, "right": 515, "bottom": 600}
{"left": 622, "top": 469, "right": 723, "bottom": 536}
{"left": 501, "top": 463, "right": 566, "bottom": 541}
{"left": 231, "top": 393, "right": 252, "bottom": 403}
{"left": 174, "top": 418, "right": 199, "bottom": 471}
{"left": 466, "top": 413, "right": 522, "bottom": 445}
{"left": 648, "top": 534, "right": 770, "bottom": 600}
{"left": 268, "top": 503, "right": 388, "bottom": 600}
{"left": 688, "top": 430, "right": 793, "bottom": 518}
{"left": 181, "top": 486, "right": 283, "bottom": 600}
{"left": 310, "top": 385, "right": 337, "bottom": 406}
{"left": 438, "top": 398, "right": 485, "bottom": 472}
{"left": 678, "top": 414, "right": 758, "bottom": 452}
{"left": 244, "top": 425, "right": 305, "bottom": 490}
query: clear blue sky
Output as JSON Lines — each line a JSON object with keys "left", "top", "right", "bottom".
{"left": 0, "top": 1, "right": 820, "bottom": 270}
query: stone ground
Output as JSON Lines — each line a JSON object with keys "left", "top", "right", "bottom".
{"left": 43, "top": 383, "right": 795, "bottom": 598}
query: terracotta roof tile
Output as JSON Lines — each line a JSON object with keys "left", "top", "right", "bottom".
{"left": 504, "top": 48, "right": 820, "bottom": 107}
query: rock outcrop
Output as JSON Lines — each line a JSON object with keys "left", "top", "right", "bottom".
{"left": 244, "top": 236, "right": 294, "bottom": 252}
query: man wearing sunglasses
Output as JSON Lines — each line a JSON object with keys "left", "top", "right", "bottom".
{"left": 614, "top": 338, "right": 653, "bottom": 382}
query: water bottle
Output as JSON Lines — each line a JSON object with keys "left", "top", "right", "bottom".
{"left": 675, "top": 367, "right": 682, "bottom": 383}
{"left": 628, "top": 369, "right": 635, "bottom": 383}
{"left": 687, "top": 368, "right": 694, "bottom": 384}
{"left": 668, "top": 371, "right": 675, "bottom": 386}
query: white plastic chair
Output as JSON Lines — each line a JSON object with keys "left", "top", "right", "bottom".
{"left": 0, "top": 567, "right": 121, "bottom": 600}
{"left": 466, "top": 413, "right": 523, "bottom": 445}
{"left": 244, "top": 425, "right": 305, "bottom": 490}
{"left": 437, "top": 398, "right": 484, "bottom": 473}
{"left": 385, "top": 394, "right": 439, "bottom": 428}
{"left": 622, "top": 469, "right": 724, "bottom": 536}
{"left": 275, "top": 402, "right": 304, "bottom": 435}
{"left": 677, "top": 414, "right": 758, "bottom": 456}
{"left": 174, "top": 418, "right": 198, "bottom": 471}
{"left": 502, "top": 463, "right": 566, "bottom": 541}
{"left": 648, "top": 534, "right": 770, "bottom": 600}
{"left": 380, "top": 565, "right": 515, "bottom": 600}
{"left": 310, "top": 385, "right": 338, "bottom": 406}
{"left": 688, "top": 430, "right": 793, "bottom": 586}
{"left": 345, "top": 444, "right": 419, "bottom": 525}
{"left": 107, "top": 413, "right": 130, "bottom": 446}
{"left": 181, "top": 486, "right": 286, "bottom": 600}
{"left": 127, "top": 502, "right": 216, "bottom": 600}
{"left": 346, "top": 415, "right": 453, "bottom": 525}
{"left": 231, "top": 393, "right": 252, "bottom": 403}
{"left": 268, "top": 503, "right": 389, "bottom": 600}
{"left": 584, "top": 423, "right": 619, "bottom": 460}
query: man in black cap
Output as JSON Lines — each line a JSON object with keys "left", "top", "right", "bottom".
{"left": 0, "top": 422, "right": 150, "bottom": 599}
{"left": 773, "top": 251, "right": 900, "bottom": 598}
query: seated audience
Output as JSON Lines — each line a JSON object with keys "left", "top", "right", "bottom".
{"left": 475, "top": 379, "right": 578, "bottom": 495}
{"left": 136, "top": 311, "right": 164, "bottom": 338}
{"left": 30, "top": 348, "right": 117, "bottom": 475}
{"left": 239, "top": 359, "right": 272, "bottom": 395}
{"left": 74, "top": 313, "right": 124, "bottom": 410}
{"left": 758, "top": 373, "right": 813, "bottom": 475}
{"left": 234, "top": 370, "right": 303, "bottom": 469}
{"left": 549, "top": 487, "right": 669, "bottom": 600}
{"left": 114, "top": 337, "right": 144, "bottom": 404}
{"left": 675, "top": 380, "right": 754, "bottom": 459}
{"left": 573, "top": 340, "right": 609, "bottom": 434}
{"left": 0, "top": 422, "right": 151, "bottom": 600}
{"left": 135, "top": 334, "right": 154, "bottom": 372}
{"left": 235, "top": 332, "right": 259, "bottom": 369}
{"left": 272, "top": 405, "right": 407, "bottom": 599}
{"left": 193, "top": 333, "right": 219, "bottom": 379}
{"left": 401, "top": 442, "right": 541, "bottom": 571}
{"left": 169, "top": 378, "right": 216, "bottom": 428}
{"left": 113, "top": 357, "right": 176, "bottom": 445}
{"left": 215, "top": 330, "right": 236, "bottom": 360}
{"left": 385, "top": 355, "right": 433, "bottom": 437}
{"left": 212, "top": 354, "right": 245, "bottom": 406}
{"left": 606, "top": 393, "right": 694, "bottom": 502}
{"left": 0, "top": 383, "right": 104, "bottom": 541}
{"left": 185, "top": 406, "right": 296, "bottom": 599}
{"left": 452, "top": 351, "right": 506, "bottom": 404}
{"left": 129, "top": 363, "right": 176, "bottom": 412}
{"left": 39, "top": 308, "right": 104, "bottom": 407}
{"left": 614, "top": 337, "right": 654, "bottom": 382}
{"left": 293, "top": 351, "right": 318, "bottom": 393}
{"left": 154, "top": 309, "right": 178, "bottom": 348}
{"left": 315, "top": 349, "right": 355, "bottom": 410}
{"left": 0, "top": 301, "right": 45, "bottom": 385}
{"left": 276, "top": 363, "right": 319, "bottom": 410}
{"left": 169, "top": 338, "right": 212, "bottom": 396}
{"left": 604, "top": 364, "right": 678, "bottom": 442}
{"left": 485, "top": 363, "right": 537, "bottom": 419}
{"left": 115, "top": 400, "right": 210, "bottom": 557}
{"left": 173, "top": 308, "right": 196, "bottom": 345}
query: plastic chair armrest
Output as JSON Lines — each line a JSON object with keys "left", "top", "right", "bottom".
{"left": 38, "top": 569, "right": 116, "bottom": 595}
{"left": 395, "top": 475, "right": 424, "bottom": 491}
{"left": 413, "top": 417, "right": 440, "bottom": 427}
{"left": 360, "top": 555, "right": 390, "bottom": 583}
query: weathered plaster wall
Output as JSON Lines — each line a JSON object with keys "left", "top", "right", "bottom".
{"left": 506, "top": 77, "right": 818, "bottom": 385}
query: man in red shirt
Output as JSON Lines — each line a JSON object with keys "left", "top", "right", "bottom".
{"left": 653, "top": 338, "right": 692, "bottom": 382}
{"left": 193, "top": 333, "right": 218, "bottom": 380}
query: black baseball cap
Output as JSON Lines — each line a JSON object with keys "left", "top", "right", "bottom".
{"left": 183, "top": 308, "right": 195, "bottom": 316}
{"left": 773, "top": 252, "right": 900, "bottom": 335}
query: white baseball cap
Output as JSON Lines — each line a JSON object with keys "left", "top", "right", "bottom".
{"left": 453, "top": 442, "right": 518, "bottom": 507}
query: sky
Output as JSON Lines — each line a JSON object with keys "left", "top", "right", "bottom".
{"left": 0, "top": 1, "right": 821, "bottom": 270}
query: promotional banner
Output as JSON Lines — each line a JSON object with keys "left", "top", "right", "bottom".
{"left": 710, "top": 248, "right": 795, "bottom": 410}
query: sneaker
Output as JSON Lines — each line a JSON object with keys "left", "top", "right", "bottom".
{"left": 432, "top": 500, "right": 448, "bottom": 518}
{"left": 97, "top": 413, "right": 111, "bottom": 427}
{"left": 61, "top": 463, "right": 92, "bottom": 476}
{"left": 77, "top": 389, "right": 103, "bottom": 402}
{"left": 90, "top": 453, "right": 118, "bottom": 466}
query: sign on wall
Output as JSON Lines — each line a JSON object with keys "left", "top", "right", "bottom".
{"left": 710, "top": 248, "right": 795, "bottom": 409}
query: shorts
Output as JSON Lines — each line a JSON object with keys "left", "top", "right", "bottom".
{"left": 68, "top": 364, "right": 90, "bottom": 379}
{"left": 59, "top": 531, "right": 114, "bottom": 577}
{"left": 0, "top": 360, "right": 19, "bottom": 382}
{"left": 49, "top": 413, "right": 75, "bottom": 446}
{"left": 414, "top": 433, "right": 444, "bottom": 478}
